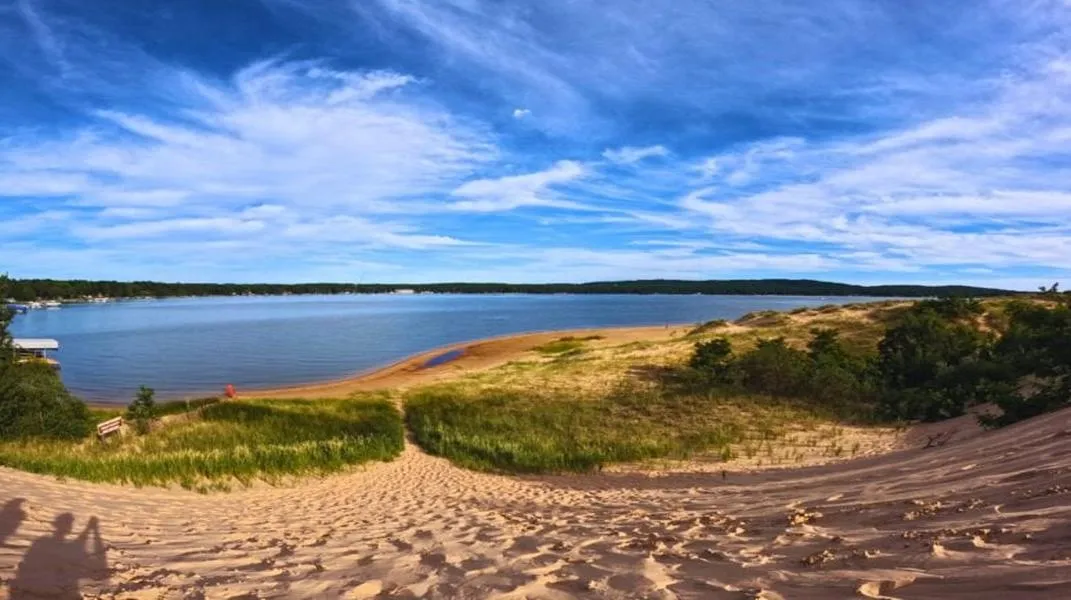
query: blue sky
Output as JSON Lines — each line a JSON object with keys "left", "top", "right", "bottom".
{"left": 1, "top": 0, "right": 1070, "bottom": 288}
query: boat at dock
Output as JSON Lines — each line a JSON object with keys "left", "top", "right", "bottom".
{"left": 5, "top": 303, "right": 29, "bottom": 314}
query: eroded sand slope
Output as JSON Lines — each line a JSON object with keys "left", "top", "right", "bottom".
{"left": 2, "top": 406, "right": 1070, "bottom": 599}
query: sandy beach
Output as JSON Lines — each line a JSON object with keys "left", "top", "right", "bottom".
{"left": 247, "top": 325, "right": 688, "bottom": 399}
{"left": 3, "top": 314, "right": 1071, "bottom": 598}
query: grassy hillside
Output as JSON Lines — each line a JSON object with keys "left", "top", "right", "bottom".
{"left": 0, "top": 396, "right": 404, "bottom": 491}
{"left": 404, "top": 296, "right": 1071, "bottom": 474}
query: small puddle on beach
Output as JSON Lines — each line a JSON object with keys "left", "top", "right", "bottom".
{"left": 423, "top": 349, "right": 465, "bottom": 369}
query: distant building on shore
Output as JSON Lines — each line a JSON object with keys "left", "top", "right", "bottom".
{"left": 391, "top": 289, "right": 416, "bottom": 295}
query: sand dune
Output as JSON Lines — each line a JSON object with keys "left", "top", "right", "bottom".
{"left": 3, "top": 403, "right": 1070, "bottom": 598}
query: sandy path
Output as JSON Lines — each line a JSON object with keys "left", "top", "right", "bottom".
{"left": 246, "top": 325, "right": 684, "bottom": 399}
{"left": 3, "top": 407, "right": 1070, "bottom": 598}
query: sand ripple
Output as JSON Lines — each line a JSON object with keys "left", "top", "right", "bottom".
{"left": 3, "top": 409, "right": 1071, "bottom": 598}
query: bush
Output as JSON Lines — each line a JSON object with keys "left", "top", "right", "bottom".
{"left": 994, "top": 302, "right": 1071, "bottom": 376}
{"left": 0, "top": 274, "right": 92, "bottom": 440}
{"left": 914, "top": 297, "right": 983, "bottom": 320}
{"left": 737, "top": 338, "right": 810, "bottom": 398}
{"left": 682, "top": 298, "right": 1071, "bottom": 428}
{"left": 126, "top": 385, "right": 158, "bottom": 434}
{"left": 689, "top": 337, "right": 735, "bottom": 382}
{"left": 980, "top": 378, "right": 1069, "bottom": 428}
{"left": 878, "top": 310, "right": 987, "bottom": 390}
{"left": 0, "top": 362, "right": 92, "bottom": 440}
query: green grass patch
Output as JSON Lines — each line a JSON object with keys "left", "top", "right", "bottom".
{"left": 155, "top": 396, "right": 222, "bottom": 417}
{"left": 405, "top": 383, "right": 815, "bottom": 474}
{"left": 88, "top": 406, "right": 123, "bottom": 422}
{"left": 532, "top": 335, "right": 603, "bottom": 355}
{"left": 0, "top": 396, "right": 404, "bottom": 490}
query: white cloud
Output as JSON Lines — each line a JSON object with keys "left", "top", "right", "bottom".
{"left": 696, "top": 157, "right": 719, "bottom": 179}
{"left": 0, "top": 60, "right": 497, "bottom": 251}
{"left": 281, "top": 215, "right": 472, "bottom": 249}
{"left": 5, "top": 0, "right": 1071, "bottom": 285}
{"left": 76, "top": 217, "right": 267, "bottom": 240}
{"left": 602, "top": 145, "right": 669, "bottom": 164}
{"left": 663, "top": 50, "right": 1071, "bottom": 273}
{"left": 449, "top": 160, "right": 590, "bottom": 212}
{"left": 15, "top": 0, "right": 71, "bottom": 76}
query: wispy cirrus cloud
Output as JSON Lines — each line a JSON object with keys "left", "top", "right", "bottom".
{"left": 2, "top": 0, "right": 1071, "bottom": 286}
{"left": 449, "top": 161, "right": 590, "bottom": 212}
{"left": 602, "top": 145, "right": 669, "bottom": 165}
{"left": 0, "top": 56, "right": 498, "bottom": 254}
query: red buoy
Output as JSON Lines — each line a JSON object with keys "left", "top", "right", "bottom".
{"left": 224, "top": 384, "right": 236, "bottom": 399}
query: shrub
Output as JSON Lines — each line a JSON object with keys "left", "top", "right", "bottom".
{"left": 980, "top": 302, "right": 1071, "bottom": 427}
{"left": 737, "top": 338, "right": 810, "bottom": 398}
{"left": 0, "top": 275, "right": 92, "bottom": 440}
{"left": 126, "top": 385, "right": 158, "bottom": 434}
{"left": 686, "top": 298, "right": 1071, "bottom": 427}
{"left": 878, "top": 310, "right": 987, "bottom": 389}
{"left": 0, "top": 362, "right": 92, "bottom": 440}
{"left": 980, "top": 378, "right": 1069, "bottom": 428}
{"left": 689, "top": 337, "right": 735, "bottom": 382}
{"left": 993, "top": 302, "right": 1071, "bottom": 377}
{"left": 915, "top": 297, "right": 983, "bottom": 320}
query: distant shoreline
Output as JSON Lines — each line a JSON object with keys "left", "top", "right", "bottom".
{"left": 5, "top": 277, "right": 1017, "bottom": 303}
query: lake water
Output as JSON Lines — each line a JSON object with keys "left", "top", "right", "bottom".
{"left": 9, "top": 294, "right": 882, "bottom": 403}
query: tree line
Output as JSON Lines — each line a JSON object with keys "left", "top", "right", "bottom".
{"left": 3, "top": 277, "right": 1016, "bottom": 301}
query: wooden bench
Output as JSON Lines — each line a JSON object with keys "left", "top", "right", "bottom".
{"left": 97, "top": 416, "right": 123, "bottom": 440}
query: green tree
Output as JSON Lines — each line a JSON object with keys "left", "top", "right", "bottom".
{"left": 127, "top": 385, "right": 158, "bottom": 434}
{"left": 982, "top": 301, "right": 1071, "bottom": 427}
{"left": 0, "top": 274, "right": 13, "bottom": 366}
{"left": 878, "top": 310, "right": 986, "bottom": 390}
{"left": 689, "top": 338, "right": 736, "bottom": 383}
{"left": 803, "top": 329, "right": 878, "bottom": 418}
{"left": 737, "top": 338, "right": 810, "bottom": 397}
{"left": 0, "top": 363, "right": 92, "bottom": 440}
{"left": 876, "top": 303, "right": 991, "bottom": 421}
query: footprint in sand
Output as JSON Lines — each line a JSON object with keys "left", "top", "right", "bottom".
{"left": 857, "top": 576, "right": 915, "bottom": 600}
{"left": 346, "top": 579, "right": 383, "bottom": 598}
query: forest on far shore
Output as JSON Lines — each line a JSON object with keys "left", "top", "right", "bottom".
{"left": 2, "top": 277, "right": 1020, "bottom": 301}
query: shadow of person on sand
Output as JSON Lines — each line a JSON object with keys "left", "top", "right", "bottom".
{"left": 0, "top": 498, "right": 27, "bottom": 547}
{"left": 8, "top": 513, "right": 108, "bottom": 599}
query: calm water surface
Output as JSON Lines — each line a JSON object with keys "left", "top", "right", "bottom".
{"left": 10, "top": 294, "right": 883, "bottom": 403}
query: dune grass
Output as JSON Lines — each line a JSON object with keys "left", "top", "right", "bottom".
{"left": 405, "top": 383, "right": 819, "bottom": 474}
{"left": 532, "top": 335, "right": 604, "bottom": 355}
{"left": 0, "top": 395, "right": 404, "bottom": 491}
{"left": 155, "top": 396, "right": 223, "bottom": 417}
